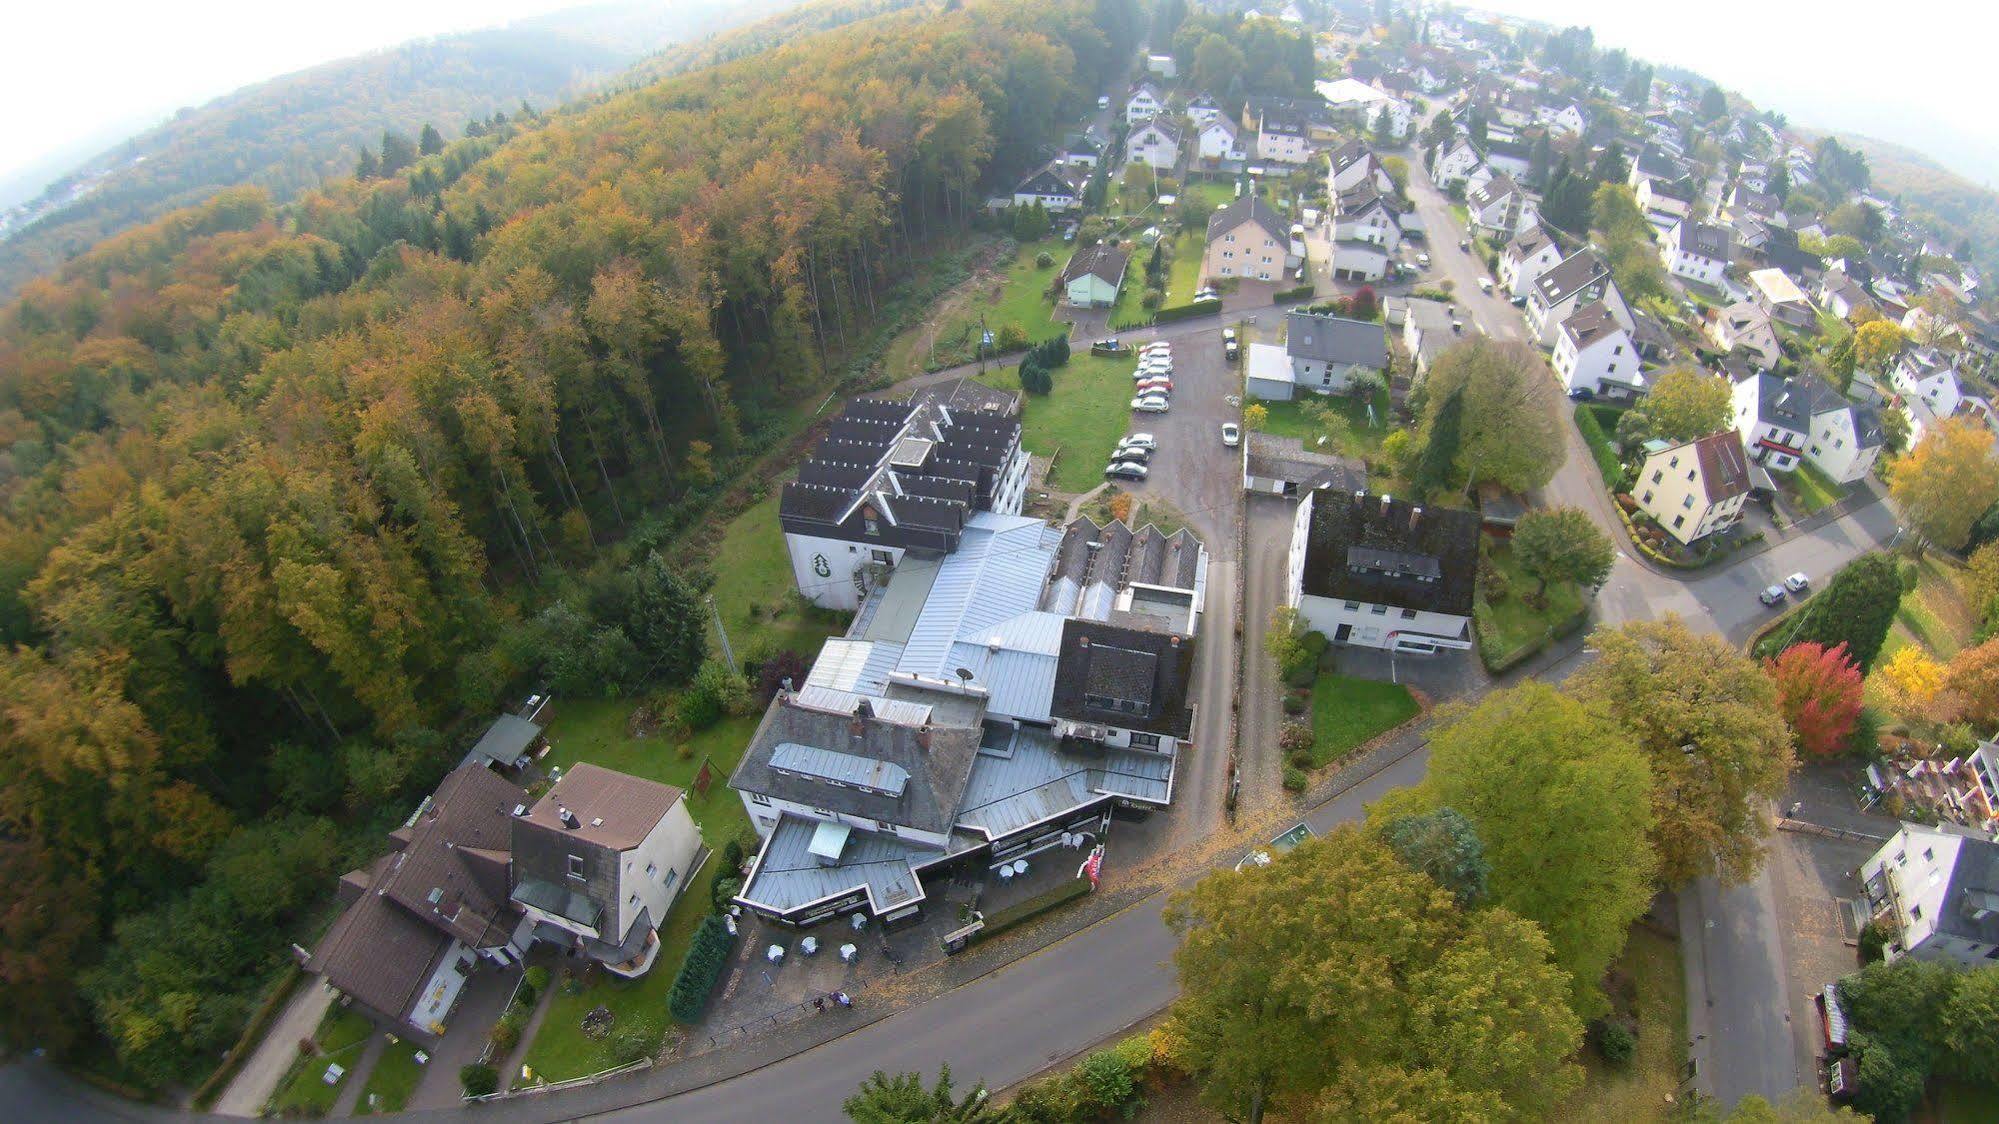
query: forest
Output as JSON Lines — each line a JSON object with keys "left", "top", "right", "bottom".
{"left": 0, "top": 0, "right": 1137, "bottom": 1089}
{"left": 0, "top": 0, "right": 785, "bottom": 301}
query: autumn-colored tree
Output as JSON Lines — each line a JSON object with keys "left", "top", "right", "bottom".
{"left": 1946, "top": 639, "right": 1999, "bottom": 728}
{"left": 1852, "top": 319, "right": 1906, "bottom": 372}
{"left": 1763, "top": 642, "right": 1865, "bottom": 759}
{"left": 1373, "top": 682, "right": 1655, "bottom": 1014}
{"left": 1243, "top": 402, "right": 1268, "bottom": 431}
{"left": 1573, "top": 617, "right": 1796, "bottom": 885}
{"left": 1893, "top": 417, "right": 1999, "bottom": 550}
{"left": 1107, "top": 491, "right": 1135, "bottom": 522}
{"left": 1164, "top": 825, "right": 1582, "bottom": 1123}
{"left": 1877, "top": 645, "right": 1951, "bottom": 723}
{"left": 1641, "top": 367, "right": 1732, "bottom": 441}
{"left": 0, "top": 841, "right": 94, "bottom": 1053}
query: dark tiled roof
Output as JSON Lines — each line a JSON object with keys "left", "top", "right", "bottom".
{"left": 521, "top": 763, "right": 681, "bottom": 853}
{"left": 1674, "top": 220, "right": 1732, "bottom": 261}
{"left": 1208, "top": 194, "right": 1287, "bottom": 246}
{"left": 1061, "top": 244, "right": 1130, "bottom": 288}
{"left": 1561, "top": 301, "right": 1625, "bottom": 348}
{"left": 1534, "top": 249, "right": 1613, "bottom": 306}
{"left": 729, "top": 695, "right": 982, "bottom": 836}
{"left": 1298, "top": 491, "right": 1479, "bottom": 617}
{"left": 1935, "top": 831, "right": 1999, "bottom": 945}
{"left": 464, "top": 712, "right": 540, "bottom": 768}
{"left": 1286, "top": 311, "right": 1387, "bottom": 368}
{"left": 1049, "top": 620, "right": 1195, "bottom": 739}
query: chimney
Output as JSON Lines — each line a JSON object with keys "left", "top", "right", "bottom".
{"left": 915, "top": 727, "right": 932, "bottom": 750}
{"left": 1409, "top": 505, "right": 1424, "bottom": 535}
{"left": 558, "top": 806, "right": 579, "bottom": 830}
{"left": 1380, "top": 493, "right": 1394, "bottom": 519}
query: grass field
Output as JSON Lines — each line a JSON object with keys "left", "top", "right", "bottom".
{"left": 1784, "top": 460, "right": 1845, "bottom": 514}
{"left": 1180, "top": 179, "right": 1237, "bottom": 213}
{"left": 1165, "top": 227, "right": 1205, "bottom": 305}
{"left": 270, "top": 1006, "right": 375, "bottom": 1115}
{"left": 701, "top": 487, "right": 847, "bottom": 662}
{"left": 1560, "top": 927, "right": 1688, "bottom": 1122}
{"left": 1474, "top": 542, "right": 1585, "bottom": 665}
{"left": 1255, "top": 388, "right": 1394, "bottom": 459}
{"left": 355, "top": 1038, "right": 426, "bottom": 1115}
{"left": 980, "top": 353, "right": 1136, "bottom": 493}
{"left": 1307, "top": 674, "right": 1419, "bottom": 766}
{"left": 917, "top": 236, "right": 1070, "bottom": 370}
{"left": 1875, "top": 554, "right": 1979, "bottom": 667}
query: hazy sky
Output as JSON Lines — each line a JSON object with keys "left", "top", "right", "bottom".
{"left": 1473, "top": 0, "right": 1999, "bottom": 185}
{"left": 2, "top": 0, "right": 580, "bottom": 185}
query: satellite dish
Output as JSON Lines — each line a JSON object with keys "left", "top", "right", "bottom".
{"left": 955, "top": 668, "right": 975, "bottom": 682}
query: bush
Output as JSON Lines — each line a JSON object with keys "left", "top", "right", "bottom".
{"left": 512, "top": 980, "right": 537, "bottom": 1009}
{"left": 459, "top": 1064, "right": 499, "bottom": 1098}
{"left": 1074, "top": 1047, "right": 1143, "bottom": 1116}
{"left": 996, "top": 323, "right": 1029, "bottom": 353}
{"left": 1152, "top": 296, "right": 1224, "bottom": 323}
{"left": 1300, "top": 630, "right": 1330, "bottom": 664}
{"left": 1034, "top": 250, "right": 1054, "bottom": 269}
{"left": 1282, "top": 766, "right": 1308, "bottom": 791}
{"left": 711, "top": 875, "right": 743, "bottom": 912}
{"left": 1140, "top": 288, "right": 1163, "bottom": 310}
{"left": 487, "top": 1020, "right": 520, "bottom": 1054}
{"left": 1477, "top": 555, "right": 1510, "bottom": 602}
{"left": 523, "top": 966, "right": 550, "bottom": 994}
{"left": 1283, "top": 661, "right": 1317, "bottom": 688}
{"left": 1574, "top": 404, "right": 1625, "bottom": 487}
{"left": 668, "top": 914, "right": 737, "bottom": 1023}
{"left": 1288, "top": 748, "right": 1314, "bottom": 770}
{"left": 1278, "top": 722, "right": 1316, "bottom": 754}
{"left": 1281, "top": 693, "right": 1307, "bottom": 715}
{"left": 1273, "top": 283, "right": 1317, "bottom": 304}
{"left": 1859, "top": 920, "right": 1891, "bottom": 964}
{"left": 1592, "top": 1018, "right": 1637, "bottom": 1066}
{"left": 607, "top": 1019, "right": 658, "bottom": 1066}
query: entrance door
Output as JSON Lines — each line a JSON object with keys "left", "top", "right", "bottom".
{"left": 1333, "top": 623, "right": 1352, "bottom": 644}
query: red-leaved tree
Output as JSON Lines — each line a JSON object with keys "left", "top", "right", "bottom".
{"left": 1764, "top": 641, "right": 1864, "bottom": 759}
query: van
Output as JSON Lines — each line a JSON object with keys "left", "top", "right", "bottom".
{"left": 1478, "top": 277, "right": 1493, "bottom": 294}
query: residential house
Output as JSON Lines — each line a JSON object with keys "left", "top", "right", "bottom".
{"left": 1402, "top": 298, "right": 1458, "bottom": 376}
{"left": 1526, "top": 250, "right": 1632, "bottom": 346}
{"left": 1660, "top": 219, "right": 1732, "bottom": 287}
{"left": 1241, "top": 431, "right": 1364, "bottom": 497}
{"left": 1749, "top": 267, "right": 1817, "bottom": 329}
{"left": 1185, "top": 93, "right": 1223, "bottom": 129}
{"left": 308, "top": 765, "right": 532, "bottom": 1037}
{"left": 1124, "top": 82, "right": 1164, "bottom": 124}
{"left": 1892, "top": 349, "right": 1972, "bottom": 445}
{"left": 1628, "top": 143, "right": 1689, "bottom": 192}
{"left": 1203, "top": 194, "right": 1289, "bottom": 283}
{"left": 1817, "top": 266, "right": 1876, "bottom": 321}
{"left": 1860, "top": 823, "right": 1999, "bottom": 968}
{"left": 1806, "top": 398, "right": 1884, "bottom": 485}
{"left": 1329, "top": 139, "right": 1395, "bottom": 195}
{"left": 1315, "top": 77, "right": 1411, "bottom": 138}
{"left": 1285, "top": 490, "right": 1479, "bottom": 654}
{"left": 509, "top": 764, "right": 701, "bottom": 979}
{"left": 1125, "top": 117, "right": 1182, "bottom": 173}
{"left": 1244, "top": 310, "right": 1389, "bottom": 401}
{"left": 729, "top": 509, "right": 1201, "bottom": 928}
{"left": 1255, "top": 110, "right": 1313, "bottom": 165}
{"left": 1465, "top": 172, "right": 1538, "bottom": 237}
{"left": 1536, "top": 101, "right": 1587, "bottom": 137}
{"left": 1634, "top": 175, "right": 1695, "bottom": 226}
{"left": 1332, "top": 181, "right": 1403, "bottom": 252}
{"left": 1633, "top": 431, "right": 1751, "bottom": 545}
{"left": 1012, "top": 162, "right": 1082, "bottom": 212}
{"left": 1730, "top": 371, "right": 1878, "bottom": 481}
{"left": 1430, "top": 136, "right": 1490, "bottom": 191}
{"left": 1145, "top": 53, "right": 1177, "bottom": 78}
{"left": 1059, "top": 244, "right": 1129, "bottom": 309}
{"left": 1059, "top": 133, "right": 1103, "bottom": 168}
{"left": 1197, "top": 116, "right": 1247, "bottom": 165}
{"left": 1706, "top": 302, "right": 1784, "bottom": 370}
{"left": 1552, "top": 301, "right": 1642, "bottom": 398}
{"left": 779, "top": 380, "right": 1030, "bottom": 609}
{"left": 1498, "top": 224, "right": 1563, "bottom": 301}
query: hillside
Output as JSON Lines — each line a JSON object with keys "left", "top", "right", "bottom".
{"left": 1833, "top": 131, "right": 1999, "bottom": 275}
{"left": 0, "top": 0, "right": 1137, "bottom": 1087}
{"left": 0, "top": 0, "right": 780, "bottom": 299}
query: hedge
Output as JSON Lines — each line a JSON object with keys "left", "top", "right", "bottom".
{"left": 1273, "top": 283, "right": 1317, "bottom": 303}
{"left": 668, "top": 914, "right": 737, "bottom": 1023}
{"left": 1150, "top": 296, "right": 1224, "bottom": 323}
{"left": 1572, "top": 404, "right": 1625, "bottom": 488}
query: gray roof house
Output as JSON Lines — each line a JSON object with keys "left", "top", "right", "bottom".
{"left": 1246, "top": 309, "right": 1388, "bottom": 400}
{"left": 1861, "top": 822, "right": 1999, "bottom": 968}
{"left": 1285, "top": 490, "right": 1480, "bottom": 653}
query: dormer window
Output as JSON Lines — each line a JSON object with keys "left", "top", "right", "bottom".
{"left": 567, "top": 855, "right": 584, "bottom": 880}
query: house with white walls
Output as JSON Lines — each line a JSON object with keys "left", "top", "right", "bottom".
{"left": 1285, "top": 490, "right": 1478, "bottom": 654}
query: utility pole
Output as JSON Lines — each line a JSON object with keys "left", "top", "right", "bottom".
{"left": 978, "top": 312, "right": 990, "bottom": 373}
{"left": 709, "top": 596, "right": 738, "bottom": 675}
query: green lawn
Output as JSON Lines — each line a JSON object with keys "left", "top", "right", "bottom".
{"left": 1180, "top": 179, "right": 1237, "bottom": 213}
{"left": 1784, "top": 460, "right": 1844, "bottom": 514}
{"left": 1165, "top": 227, "right": 1206, "bottom": 305}
{"left": 270, "top": 1005, "right": 375, "bottom": 1115}
{"left": 1560, "top": 927, "right": 1688, "bottom": 1122}
{"left": 922, "top": 236, "right": 1070, "bottom": 369}
{"left": 1474, "top": 542, "right": 1585, "bottom": 666}
{"left": 1307, "top": 674, "right": 1419, "bottom": 766}
{"left": 356, "top": 1038, "right": 426, "bottom": 1115}
{"left": 979, "top": 353, "right": 1137, "bottom": 493}
{"left": 702, "top": 487, "right": 846, "bottom": 662}
{"left": 1256, "top": 388, "right": 1394, "bottom": 460}
{"left": 518, "top": 857, "right": 729, "bottom": 1083}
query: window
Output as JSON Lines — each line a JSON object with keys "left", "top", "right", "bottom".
{"left": 645, "top": 862, "right": 657, "bottom": 877}
{"left": 1911, "top": 904, "right": 1924, "bottom": 921}
{"left": 1669, "top": 456, "right": 1679, "bottom": 468}
{"left": 749, "top": 792, "right": 771, "bottom": 806}
{"left": 1651, "top": 470, "right": 1663, "bottom": 484}
{"left": 661, "top": 867, "right": 679, "bottom": 892}
{"left": 1400, "top": 608, "right": 1416, "bottom": 619}
{"left": 1344, "top": 600, "right": 1360, "bottom": 611}
{"left": 871, "top": 549, "right": 892, "bottom": 564}
{"left": 1682, "top": 494, "right": 1695, "bottom": 509}
{"left": 629, "top": 893, "right": 641, "bottom": 908}
{"left": 567, "top": 855, "right": 585, "bottom": 881}
{"left": 1924, "top": 847, "right": 1935, "bottom": 862}
{"left": 1370, "top": 604, "right": 1387, "bottom": 615}
{"left": 1642, "top": 491, "right": 1654, "bottom": 504}
{"left": 1130, "top": 732, "right": 1162, "bottom": 749}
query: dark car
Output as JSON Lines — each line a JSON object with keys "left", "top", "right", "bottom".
{"left": 1759, "top": 585, "right": 1788, "bottom": 607}
{"left": 1110, "top": 445, "right": 1150, "bottom": 465}
{"left": 1568, "top": 387, "right": 1595, "bottom": 401}
{"left": 1105, "top": 462, "right": 1149, "bottom": 481}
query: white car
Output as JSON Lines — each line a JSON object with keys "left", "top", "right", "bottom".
{"left": 1119, "top": 433, "right": 1157, "bottom": 451}
{"left": 1131, "top": 395, "right": 1171, "bottom": 413}
{"left": 1221, "top": 422, "right": 1240, "bottom": 447}
{"left": 1141, "top": 340, "right": 1173, "bottom": 354}
{"left": 1785, "top": 572, "right": 1811, "bottom": 594}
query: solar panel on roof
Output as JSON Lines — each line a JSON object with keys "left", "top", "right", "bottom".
{"left": 889, "top": 437, "right": 934, "bottom": 468}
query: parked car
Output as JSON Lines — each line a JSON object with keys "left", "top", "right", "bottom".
{"left": 1136, "top": 363, "right": 1173, "bottom": 379}
{"left": 1759, "top": 585, "right": 1788, "bottom": 607}
{"left": 1094, "top": 337, "right": 1121, "bottom": 351}
{"left": 1097, "top": 95, "right": 1111, "bottom": 109}
{"left": 1105, "top": 461, "right": 1149, "bottom": 480}
{"left": 1221, "top": 422, "right": 1241, "bottom": 447}
{"left": 1785, "top": 572, "right": 1811, "bottom": 594}
{"left": 1141, "top": 339, "right": 1172, "bottom": 352}
{"left": 1458, "top": 238, "right": 1470, "bottom": 251}
{"left": 1567, "top": 387, "right": 1595, "bottom": 401}
{"left": 1222, "top": 327, "right": 1239, "bottom": 361}
{"left": 1135, "top": 377, "right": 1173, "bottom": 394}
{"left": 1193, "top": 286, "right": 1219, "bottom": 302}
{"left": 1119, "top": 432, "right": 1157, "bottom": 451}
{"left": 1110, "top": 445, "right": 1150, "bottom": 465}
{"left": 1131, "top": 395, "right": 1171, "bottom": 413}
{"left": 1478, "top": 277, "right": 1493, "bottom": 293}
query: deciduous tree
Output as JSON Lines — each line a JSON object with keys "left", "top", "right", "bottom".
{"left": 1379, "top": 807, "right": 1489, "bottom": 906}
{"left": 1510, "top": 507, "right": 1614, "bottom": 596}
{"left": 1164, "top": 825, "right": 1582, "bottom": 1123}
{"left": 1420, "top": 338, "right": 1563, "bottom": 495}
{"left": 1938, "top": 966, "right": 1999, "bottom": 1085}
{"left": 1852, "top": 319, "right": 1906, "bottom": 372}
{"left": 844, "top": 1065, "right": 995, "bottom": 1123}
{"left": 1574, "top": 617, "right": 1796, "bottom": 885}
{"left": 1945, "top": 638, "right": 1999, "bottom": 728}
{"left": 1763, "top": 642, "right": 1864, "bottom": 760}
{"left": 1642, "top": 367, "right": 1732, "bottom": 441}
{"left": 1374, "top": 682, "right": 1655, "bottom": 1014}
{"left": 1769, "top": 553, "right": 1902, "bottom": 672}
{"left": 1895, "top": 417, "right": 1999, "bottom": 550}
{"left": 1874, "top": 645, "right": 1948, "bottom": 724}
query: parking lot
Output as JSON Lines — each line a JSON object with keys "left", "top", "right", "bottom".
{"left": 1100, "top": 325, "right": 1244, "bottom": 537}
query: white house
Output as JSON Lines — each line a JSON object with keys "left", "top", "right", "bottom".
{"left": 1125, "top": 82, "right": 1164, "bottom": 124}
{"left": 1198, "top": 117, "right": 1247, "bottom": 164}
{"left": 1498, "top": 225, "right": 1562, "bottom": 301}
{"left": 1465, "top": 172, "right": 1537, "bottom": 237}
{"left": 1285, "top": 490, "right": 1478, "bottom": 654}
{"left": 1430, "top": 137, "right": 1489, "bottom": 190}
{"left": 1860, "top": 822, "right": 1999, "bottom": 968}
{"left": 1315, "top": 77, "right": 1411, "bottom": 139}
{"left": 1526, "top": 250, "right": 1631, "bottom": 346}
{"left": 1634, "top": 175, "right": 1694, "bottom": 223}
{"left": 1749, "top": 267, "right": 1817, "bottom": 329}
{"left": 1332, "top": 181, "right": 1402, "bottom": 251}
{"left": 1329, "top": 139, "right": 1394, "bottom": 195}
{"left": 1806, "top": 399, "right": 1884, "bottom": 485}
{"left": 1660, "top": 219, "right": 1731, "bottom": 287}
{"left": 1707, "top": 302, "right": 1783, "bottom": 370}
{"left": 1125, "top": 117, "right": 1182, "bottom": 172}
{"left": 1552, "top": 301, "right": 1642, "bottom": 398}
{"left": 1892, "top": 350, "right": 1968, "bottom": 446}
{"left": 1145, "top": 53, "right": 1177, "bottom": 78}
{"left": 1536, "top": 101, "right": 1587, "bottom": 137}
{"left": 1255, "top": 110, "right": 1313, "bottom": 165}
{"left": 1244, "top": 310, "right": 1389, "bottom": 400}
{"left": 1730, "top": 371, "right": 1877, "bottom": 483}
{"left": 1185, "top": 93, "right": 1223, "bottom": 129}
{"left": 1059, "top": 244, "right": 1129, "bottom": 308}
{"left": 1402, "top": 298, "right": 1457, "bottom": 376}
{"left": 1012, "top": 162, "right": 1082, "bottom": 212}
{"left": 1633, "top": 431, "right": 1751, "bottom": 545}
